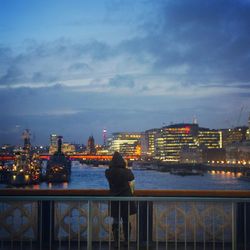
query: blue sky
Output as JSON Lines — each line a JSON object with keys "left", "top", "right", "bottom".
{"left": 0, "top": 0, "right": 250, "bottom": 145}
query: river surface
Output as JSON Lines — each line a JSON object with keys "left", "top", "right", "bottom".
{"left": 1, "top": 161, "right": 250, "bottom": 190}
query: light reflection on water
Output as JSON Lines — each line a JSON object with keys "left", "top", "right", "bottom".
{"left": 1, "top": 161, "right": 250, "bottom": 190}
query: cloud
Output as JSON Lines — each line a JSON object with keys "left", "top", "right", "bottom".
{"left": 68, "top": 62, "right": 92, "bottom": 73}
{"left": 108, "top": 75, "right": 135, "bottom": 88}
{"left": 120, "top": 0, "right": 250, "bottom": 86}
{"left": 0, "top": 66, "right": 26, "bottom": 85}
{"left": 1, "top": 0, "right": 250, "bottom": 92}
{"left": 0, "top": 39, "right": 114, "bottom": 87}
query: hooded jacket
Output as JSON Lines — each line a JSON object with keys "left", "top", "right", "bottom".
{"left": 105, "top": 151, "right": 134, "bottom": 196}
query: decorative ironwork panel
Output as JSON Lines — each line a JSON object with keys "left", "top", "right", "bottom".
{"left": 0, "top": 201, "right": 37, "bottom": 240}
{"left": 54, "top": 201, "right": 137, "bottom": 242}
{"left": 153, "top": 201, "right": 232, "bottom": 242}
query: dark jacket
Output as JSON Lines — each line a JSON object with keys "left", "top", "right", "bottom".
{"left": 105, "top": 152, "right": 137, "bottom": 217}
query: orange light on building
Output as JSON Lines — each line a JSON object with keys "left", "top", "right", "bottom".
{"left": 135, "top": 145, "right": 141, "bottom": 156}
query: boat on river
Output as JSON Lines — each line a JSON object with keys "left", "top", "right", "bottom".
{"left": 170, "top": 169, "right": 204, "bottom": 176}
{"left": 46, "top": 136, "right": 71, "bottom": 183}
{"left": 9, "top": 130, "right": 41, "bottom": 186}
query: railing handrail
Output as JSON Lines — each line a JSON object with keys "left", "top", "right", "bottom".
{"left": 0, "top": 189, "right": 250, "bottom": 198}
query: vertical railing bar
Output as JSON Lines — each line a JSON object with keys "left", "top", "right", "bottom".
{"left": 87, "top": 200, "right": 93, "bottom": 250}
{"left": 1, "top": 203, "right": 2, "bottom": 250}
{"left": 156, "top": 202, "right": 158, "bottom": 250}
{"left": 137, "top": 201, "right": 140, "bottom": 250}
{"left": 194, "top": 202, "right": 196, "bottom": 250}
{"left": 99, "top": 201, "right": 102, "bottom": 250}
{"left": 39, "top": 201, "right": 42, "bottom": 250}
{"left": 147, "top": 201, "right": 149, "bottom": 250}
{"left": 128, "top": 201, "right": 130, "bottom": 250}
{"left": 244, "top": 202, "right": 246, "bottom": 250}
{"left": 11, "top": 212, "right": 14, "bottom": 250}
{"left": 222, "top": 203, "right": 225, "bottom": 250}
{"left": 58, "top": 203, "right": 61, "bottom": 250}
{"left": 78, "top": 201, "right": 80, "bottom": 250}
{"left": 231, "top": 202, "right": 236, "bottom": 250}
{"left": 213, "top": 203, "right": 216, "bottom": 249}
{"left": 50, "top": 201, "right": 52, "bottom": 250}
{"left": 30, "top": 203, "right": 33, "bottom": 250}
{"left": 21, "top": 209, "right": 23, "bottom": 250}
{"left": 109, "top": 200, "right": 111, "bottom": 250}
{"left": 175, "top": 203, "right": 177, "bottom": 250}
{"left": 69, "top": 201, "right": 71, "bottom": 250}
{"left": 165, "top": 202, "right": 168, "bottom": 250}
{"left": 203, "top": 203, "right": 206, "bottom": 250}
{"left": 118, "top": 201, "right": 121, "bottom": 250}
{"left": 184, "top": 203, "right": 187, "bottom": 250}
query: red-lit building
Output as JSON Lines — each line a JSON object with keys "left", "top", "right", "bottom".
{"left": 146, "top": 123, "right": 223, "bottom": 163}
{"left": 155, "top": 123, "right": 199, "bottom": 162}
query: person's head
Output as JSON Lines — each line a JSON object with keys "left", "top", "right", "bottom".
{"left": 110, "top": 151, "right": 126, "bottom": 168}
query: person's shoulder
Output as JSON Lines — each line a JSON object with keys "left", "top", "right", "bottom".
{"left": 120, "top": 168, "right": 133, "bottom": 174}
{"left": 105, "top": 168, "right": 111, "bottom": 176}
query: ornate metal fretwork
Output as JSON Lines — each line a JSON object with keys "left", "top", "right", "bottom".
{"left": 0, "top": 200, "right": 232, "bottom": 243}
{"left": 153, "top": 201, "right": 232, "bottom": 242}
{"left": 0, "top": 201, "right": 37, "bottom": 240}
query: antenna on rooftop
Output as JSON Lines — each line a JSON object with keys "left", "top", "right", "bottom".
{"left": 193, "top": 116, "right": 198, "bottom": 124}
{"left": 103, "top": 128, "right": 107, "bottom": 146}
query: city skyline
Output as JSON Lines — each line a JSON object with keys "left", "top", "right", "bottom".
{"left": 1, "top": 120, "right": 249, "bottom": 147}
{"left": 1, "top": 0, "right": 250, "bottom": 145}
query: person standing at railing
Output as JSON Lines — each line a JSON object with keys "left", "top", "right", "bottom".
{"left": 105, "top": 151, "right": 137, "bottom": 248}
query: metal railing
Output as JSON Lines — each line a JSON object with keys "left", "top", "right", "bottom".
{"left": 0, "top": 189, "right": 250, "bottom": 250}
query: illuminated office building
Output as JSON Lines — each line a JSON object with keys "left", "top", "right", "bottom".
{"left": 143, "top": 128, "right": 160, "bottom": 159}
{"left": 161, "top": 124, "right": 199, "bottom": 162}
{"left": 49, "top": 135, "right": 75, "bottom": 154}
{"left": 143, "top": 124, "right": 226, "bottom": 162}
{"left": 50, "top": 134, "right": 58, "bottom": 147}
{"left": 155, "top": 130, "right": 165, "bottom": 160}
{"left": 221, "top": 127, "right": 248, "bottom": 147}
{"left": 49, "top": 134, "right": 59, "bottom": 153}
{"left": 198, "top": 128, "right": 222, "bottom": 149}
{"left": 108, "top": 132, "right": 142, "bottom": 156}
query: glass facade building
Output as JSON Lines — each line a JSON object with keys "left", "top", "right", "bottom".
{"left": 108, "top": 132, "right": 142, "bottom": 156}
{"left": 143, "top": 124, "right": 223, "bottom": 162}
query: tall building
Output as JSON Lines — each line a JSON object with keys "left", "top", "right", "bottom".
{"left": 87, "top": 136, "right": 96, "bottom": 154}
{"left": 102, "top": 128, "right": 107, "bottom": 147}
{"left": 22, "top": 129, "right": 31, "bottom": 151}
{"left": 143, "top": 128, "right": 160, "bottom": 159}
{"left": 50, "top": 134, "right": 58, "bottom": 147}
{"left": 161, "top": 124, "right": 199, "bottom": 162}
{"left": 108, "top": 132, "right": 142, "bottom": 156}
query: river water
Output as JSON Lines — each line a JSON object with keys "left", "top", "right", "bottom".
{"left": 1, "top": 161, "right": 250, "bottom": 190}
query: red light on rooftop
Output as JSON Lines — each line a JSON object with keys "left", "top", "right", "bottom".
{"left": 185, "top": 126, "right": 191, "bottom": 134}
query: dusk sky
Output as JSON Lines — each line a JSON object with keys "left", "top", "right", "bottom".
{"left": 1, "top": 0, "right": 250, "bottom": 145}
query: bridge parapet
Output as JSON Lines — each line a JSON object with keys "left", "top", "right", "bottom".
{"left": 0, "top": 189, "right": 249, "bottom": 249}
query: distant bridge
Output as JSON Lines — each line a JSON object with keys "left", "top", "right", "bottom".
{"left": 0, "top": 154, "right": 140, "bottom": 164}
